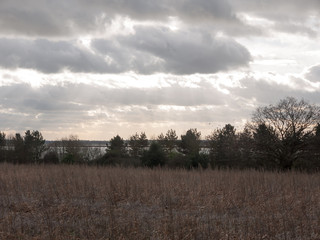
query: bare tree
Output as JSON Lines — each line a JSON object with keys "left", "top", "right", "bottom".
{"left": 52, "top": 135, "right": 85, "bottom": 164}
{"left": 252, "top": 97, "right": 320, "bottom": 169}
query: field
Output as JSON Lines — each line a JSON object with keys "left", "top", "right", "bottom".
{"left": 0, "top": 164, "right": 319, "bottom": 239}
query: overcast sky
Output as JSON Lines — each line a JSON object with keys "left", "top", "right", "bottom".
{"left": 0, "top": 0, "right": 320, "bottom": 140}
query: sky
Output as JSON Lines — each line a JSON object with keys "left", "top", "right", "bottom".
{"left": 0, "top": 0, "right": 320, "bottom": 140}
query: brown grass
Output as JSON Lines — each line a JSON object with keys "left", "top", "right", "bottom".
{"left": 0, "top": 164, "right": 319, "bottom": 239}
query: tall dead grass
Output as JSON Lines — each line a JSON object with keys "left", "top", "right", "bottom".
{"left": 0, "top": 163, "right": 319, "bottom": 239}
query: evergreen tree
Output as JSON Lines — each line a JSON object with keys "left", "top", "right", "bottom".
{"left": 141, "top": 142, "right": 166, "bottom": 168}
{"left": 180, "top": 129, "right": 201, "bottom": 155}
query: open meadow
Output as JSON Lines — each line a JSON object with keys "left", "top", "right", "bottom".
{"left": 0, "top": 164, "right": 319, "bottom": 239}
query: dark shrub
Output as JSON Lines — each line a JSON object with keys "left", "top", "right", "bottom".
{"left": 141, "top": 142, "right": 166, "bottom": 168}
{"left": 42, "top": 151, "right": 59, "bottom": 164}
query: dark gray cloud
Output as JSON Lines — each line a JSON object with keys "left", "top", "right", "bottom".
{"left": 89, "top": 38, "right": 164, "bottom": 74}
{"left": 0, "top": 0, "right": 239, "bottom": 37}
{"left": 0, "top": 39, "right": 113, "bottom": 73}
{"left": 120, "top": 26, "right": 251, "bottom": 74}
{"left": 172, "top": 0, "right": 236, "bottom": 22}
{"left": 305, "top": 65, "right": 320, "bottom": 82}
{"left": 0, "top": 0, "right": 318, "bottom": 38}
{"left": 92, "top": 26, "right": 251, "bottom": 74}
{"left": 0, "top": 27, "right": 251, "bottom": 74}
{"left": 0, "top": 0, "right": 110, "bottom": 37}
{"left": 0, "top": 0, "right": 316, "bottom": 76}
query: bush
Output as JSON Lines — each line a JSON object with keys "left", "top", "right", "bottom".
{"left": 166, "top": 152, "right": 187, "bottom": 169}
{"left": 141, "top": 142, "right": 166, "bottom": 168}
{"left": 94, "top": 154, "right": 141, "bottom": 167}
{"left": 186, "top": 153, "right": 209, "bottom": 169}
{"left": 61, "top": 153, "right": 76, "bottom": 164}
{"left": 292, "top": 157, "right": 320, "bottom": 172}
{"left": 42, "top": 151, "right": 59, "bottom": 164}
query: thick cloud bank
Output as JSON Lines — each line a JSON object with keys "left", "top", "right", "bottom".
{"left": 0, "top": 28, "right": 250, "bottom": 74}
{"left": 0, "top": 0, "right": 237, "bottom": 37}
{"left": 0, "top": 0, "right": 318, "bottom": 37}
{"left": 0, "top": 39, "right": 110, "bottom": 73}
{"left": 92, "top": 27, "right": 251, "bottom": 74}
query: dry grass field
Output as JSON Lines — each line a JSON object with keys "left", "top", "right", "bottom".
{"left": 0, "top": 164, "right": 319, "bottom": 239}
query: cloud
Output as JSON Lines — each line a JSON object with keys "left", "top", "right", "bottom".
{"left": 228, "top": 76, "right": 320, "bottom": 106}
{"left": 0, "top": 0, "right": 241, "bottom": 37}
{"left": 0, "top": 38, "right": 113, "bottom": 73}
{"left": 0, "top": 82, "right": 231, "bottom": 134}
{"left": 1, "top": 75, "right": 319, "bottom": 139}
{"left": 121, "top": 26, "right": 251, "bottom": 74}
{"left": 172, "top": 0, "right": 236, "bottom": 22}
{"left": 0, "top": 82, "right": 226, "bottom": 111}
{"left": 235, "top": 0, "right": 320, "bottom": 16}
{"left": 1, "top": 0, "right": 318, "bottom": 38}
{"left": 234, "top": 0, "right": 320, "bottom": 37}
{"left": 274, "top": 22, "right": 317, "bottom": 38}
{"left": 92, "top": 26, "right": 251, "bottom": 74}
{"left": 0, "top": 27, "right": 251, "bottom": 74}
{"left": 305, "top": 65, "right": 320, "bottom": 82}
{"left": 0, "top": 0, "right": 111, "bottom": 37}
{"left": 1, "top": 0, "right": 319, "bottom": 140}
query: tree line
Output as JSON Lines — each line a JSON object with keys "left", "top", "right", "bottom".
{"left": 1, "top": 97, "right": 320, "bottom": 171}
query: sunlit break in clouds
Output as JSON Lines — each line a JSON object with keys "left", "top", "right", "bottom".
{"left": 0, "top": 0, "right": 320, "bottom": 140}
